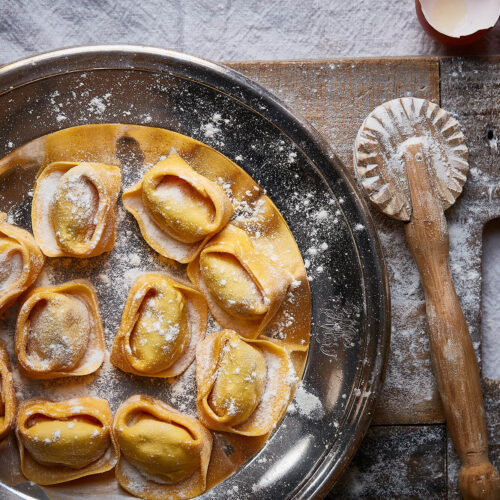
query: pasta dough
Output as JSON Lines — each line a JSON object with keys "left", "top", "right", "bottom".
{"left": 0, "top": 343, "right": 16, "bottom": 440}
{"left": 15, "top": 280, "right": 106, "bottom": 379}
{"left": 196, "top": 330, "right": 292, "bottom": 436}
{"left": 110, "top": 273, "right": 207, "bottom": 377}
{"left": 122, "top": 154, "right": 233, "bottom": 263}
{"left": 114, "top": 395, "right": 212, "bottom": 500}
{"left": 0, "top": 123, "right": 312, "bottom": 495}
{"left": 16, "top": 397, "right": 118, "bottom": 484}
{"left": 0, "top": 213, "right": 44, "bottom": 313}
{"left": 188, "top": 224, "right": 293, "bottom": 338}
{"left": 32, "top": 161, "right": 121, "bottom": 257}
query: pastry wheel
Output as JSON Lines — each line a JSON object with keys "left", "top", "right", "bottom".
{"left": 355, "top": 97, "right": 500, "bottom": 500}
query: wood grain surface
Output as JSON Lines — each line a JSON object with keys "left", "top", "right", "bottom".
{"left": 229, "top": 58, "right": 443, "bottom": 425}
{"left": 440, "top": 56, "right": 500, "bottom": 500}
{"left": 227, "top": 57, "right": 500, "bottom": 498}
{"left": 328, "top": 425, "right": 446, "bottom": 498}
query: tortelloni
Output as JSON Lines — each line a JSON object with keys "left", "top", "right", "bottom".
{"left": 122, "top": 154, "right": 233, "bottom": 263}
{"left": 15, "top": 280, "right": 106, "bottom": 379}
{"left": 196, "top": 330, "right": 293, "bottom": 436}
{"left": 0, "top": 213, "right": 45, "bottom": 314}
{"left": 32, "top": 161, "right": 121, "bottom": 257}
{"left": 110, "top": 273, "right": 208, "bottom": 378}
{"left": 187, "top": 224, "right": 293, "bottom": 338}
{"left": 15, "top": 397, "right": 118, "bottom": 484}
{"left": 0, "top": 343, "right": 16, "bottom": 440}
{"left": 113, "top": 395, "right": 212, "bottom": 500}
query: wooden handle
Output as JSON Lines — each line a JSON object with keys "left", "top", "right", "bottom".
{"left": 402, "top": 140, "right": 500, "bottom": 500}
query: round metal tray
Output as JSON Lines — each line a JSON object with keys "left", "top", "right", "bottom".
{"left": 0, "top": 46, "right": 390, "bottom": 499}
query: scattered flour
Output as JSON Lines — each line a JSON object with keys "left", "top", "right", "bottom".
{"left": 0, "top": 74, "right": 362, "bottom": 498}
{"left": 88, "top": 96, "right": 107, "bottom": 115}
{"left": 288, "top": 383, "right": 324, "bottom": 420}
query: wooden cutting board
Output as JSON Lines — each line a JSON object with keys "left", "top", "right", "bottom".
{"left": 226, "top": 57, "right": 500, "bottom": 498}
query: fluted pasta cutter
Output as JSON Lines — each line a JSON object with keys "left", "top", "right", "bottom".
{"left": 354, "top": 97, "right": 500, "bottom": 500}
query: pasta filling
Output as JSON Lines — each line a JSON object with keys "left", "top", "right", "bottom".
{"left": 143, "top": 174, "right": 216, "bottom": 244}
{"left": 20, "top": 415, "right": 109, "bottom": 469}
{"left": 129, "top": 284, "right": 190, "bottom": 373}
{"left": 208, "top": 333, "right": 266, "bottom": 426}
{"left": 50, "top": 173, "right": 99, "bottom": 253}
{"left": 117, "top": 411, "right": 200, "bottom": 484}
{"left": 26, "top": 294, "right": 90, "bottom": 371}
{"left": 200, "top": 252, "right": 268, "bottom": 320}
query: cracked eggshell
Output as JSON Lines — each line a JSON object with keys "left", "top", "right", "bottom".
{"left": 416, "top": 0, "right": 500, "bottom": 46}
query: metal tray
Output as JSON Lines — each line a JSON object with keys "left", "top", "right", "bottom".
{"left": 0, "top": 46, "right": 390, "bottom": 499}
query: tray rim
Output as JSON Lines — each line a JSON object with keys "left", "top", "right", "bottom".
{"left": 0, "top": 45, "right": 391, "bottom": 499}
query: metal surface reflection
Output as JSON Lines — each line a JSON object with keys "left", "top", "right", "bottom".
{"left": 253, "top": 435, "right": 314, "bottom": 492}
{"left": 0, "top": 46, "right": 389, "bottom": 499}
